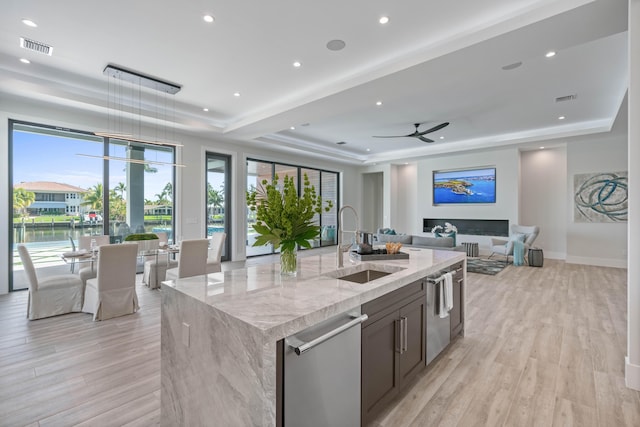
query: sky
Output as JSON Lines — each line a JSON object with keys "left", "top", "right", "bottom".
{"left": 13, "top": 130, "right": 174, "bottom": 199}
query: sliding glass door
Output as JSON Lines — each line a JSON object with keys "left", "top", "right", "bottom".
{"left": 246, "top": 159, "right": 339, "bottom": 257}
{"left": 9, "top": 120, "right": 175, "bottom": 291}
{"left": 106, "top": 140, "right": 175, "bottom": 242}
{"left": 206, "top": 152, "right": 231, "bottom": 261}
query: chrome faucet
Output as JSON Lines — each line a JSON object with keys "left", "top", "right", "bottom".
{"left": 337, "top": 205, "right": 360, "bottom": 268}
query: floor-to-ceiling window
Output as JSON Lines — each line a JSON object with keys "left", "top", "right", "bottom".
{"left": 9, "top": 120, "right": 175, "bottom": 291}
{"left": 246, "top": 159, "right": 338, "bottom": 257}
{"left": 206, "top": 152, "right": 231, "bottom": 261}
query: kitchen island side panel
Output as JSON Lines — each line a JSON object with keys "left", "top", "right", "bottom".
{"left": 161, "top": 286, "right": 277, "bottom": 426}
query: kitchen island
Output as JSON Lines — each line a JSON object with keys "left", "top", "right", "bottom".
{"left": 161, "top": 248, "right": 466, "bottom": 426}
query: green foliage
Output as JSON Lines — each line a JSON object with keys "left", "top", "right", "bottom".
{"left": 246, "top": 174, "right": 333, "bottom": 250}
{"left": 13, "top": 187, "right": 35, "bottom": 217}
{"left": 124, "top": 233, "right": 159, "bottom": 241}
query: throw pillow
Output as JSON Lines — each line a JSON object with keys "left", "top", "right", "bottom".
{"left": 384, "top": 228, "right": 396, "bottom": 235}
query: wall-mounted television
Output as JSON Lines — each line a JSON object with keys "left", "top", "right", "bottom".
{"left": 433, "top": 167, "right": 496, "bottom": 204}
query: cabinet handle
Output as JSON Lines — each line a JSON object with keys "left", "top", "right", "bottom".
{"left": 401, "top": 317, "right": 408, "bottom": 353}
{"left": 395, "top": 319, "right": 402, "bottom": 354}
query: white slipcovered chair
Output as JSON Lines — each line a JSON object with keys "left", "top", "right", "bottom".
{"left": 489, "top": 225, "right": 540, "bottom": 264}
{"left": 82, "top": 243, "right": 139, "bottom": 321}
{"left": 77, "top": 235, "right": 111, "bottom": 286}
{"left": 142, "top": 232, "right": 178, "bottom": 289}
{"left": 206, "top": 233, "right": 226, "bottom": 274}
{"left": 165, "top": 239, "right": 209, "bottom": 280}
{"left": 17, "top": 244, "right": 84, "bottom": 320}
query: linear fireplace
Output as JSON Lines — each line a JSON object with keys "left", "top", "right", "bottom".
{"left": 423, "top": 219, "right": 509, "bottom": 237}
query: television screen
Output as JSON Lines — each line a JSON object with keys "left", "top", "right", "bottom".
{"left": 433, "top": 167, "right": 496, "bottom": 204}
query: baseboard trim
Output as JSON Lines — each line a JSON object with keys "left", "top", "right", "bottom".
{"left": 565, "top": 255, "right": 627, "bottom": 269}
{"left": 626, "top": 357, "right": 640, "bottom": 390}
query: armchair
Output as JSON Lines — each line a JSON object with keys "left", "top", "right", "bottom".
{"left": 489, "top": 225, "right": 540, "bottom": 264}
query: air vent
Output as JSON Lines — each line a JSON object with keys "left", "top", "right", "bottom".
{"left": 555, "top": 94, "right": 577, "bottom": 103}
{"left": 20, "top": 37, "right": 53, "bottom": 56}
{"left": 336, "top": 141, "right": 347, "bottom": 145}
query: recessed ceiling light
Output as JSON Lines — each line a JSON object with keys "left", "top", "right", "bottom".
{"left": 233, "top": 92, "right": 240, "bottom": 97}
{"left": 293, "top": 61, "right": 302, "bottom": 68}
{"left": 540, "top": 147, "right": 545, "bottom": 149}
{"left": 22, "top": 19, "right": 37, "bottom": 27}
{"left": 376, "top": 101, "right": 383, "bottom": 106}
{"left": 366, "top": 148, "right": 371, "bottom": 152}
{"left": 404, "top": 162, "right": 409, "bottom": 165}
{"left": 326, "top": 39, "right": 346, "bottom": 51}
{"left": 203, "top": 108, "right": 209, "bottom": 112}
{"left": 20, "top": 58, "right": 30, "bottom": 64}
{"left": 545, "top": 51, "right": 556, "bottom": 58}
{"left": 290, "top": 126, "right": 295, "bottom": 130}
{"left": 379, "top": 16, "right": 390, "bottom": 24}
{"left": 203, "top": 15, "right": 215, "bottom": 23}
{"left": 439, "top": 136, "right": 445, "bottom": 140}
{"left": 558, "top": 116, "right": 565, "bottom": 120}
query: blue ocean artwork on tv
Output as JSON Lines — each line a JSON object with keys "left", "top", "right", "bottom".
{"left": 433, "top": 167, "right": 496, "bottom": 204}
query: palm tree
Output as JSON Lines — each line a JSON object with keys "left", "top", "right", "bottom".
{"left": 81, "top": 183, "right": 103, "bottom": 212}
{"left": 114, "top": 182, "right": 126, "bottom": 199}
{"left": 109, "top": 189, "right": 126, "bottom": 221}
{"left": 162, "top": 182, "right": 173, "bottom": 202}
{"left": 207, "top": 183, "right": 224, "bottom": 217}
{"left": 13, "top": 187, "right": 35, "bottom": 217}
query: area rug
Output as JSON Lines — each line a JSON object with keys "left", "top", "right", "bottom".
{"left": 466, "top": 258, "right": 507, "bottom": 275}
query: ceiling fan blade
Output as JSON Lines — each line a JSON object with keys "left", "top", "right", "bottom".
{"left": 372, "top": 135, "right": 410, "bottom": 138}
{"left": 416, "top": 122, "right": 449, "bottom": 136}
{"left": 417, "top": 136, "right": 434, "bottom": 143}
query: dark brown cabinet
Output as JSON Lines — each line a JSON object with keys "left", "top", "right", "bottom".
{"left": 361, "top": 280, "right": 426, "bottom": 425}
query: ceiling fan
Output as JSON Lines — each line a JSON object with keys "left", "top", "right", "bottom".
{"left": 373, "top": 121, "right": 449, "bottom": 143}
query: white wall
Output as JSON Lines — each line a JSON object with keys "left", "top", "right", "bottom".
{"left": 520, "top": 146, "right": 567, "bottom": 260}
{"left": 361, "top": 172, "right": 383, "bottom": 233}
{"left": 396, "top": 164, "right": 418, "bottom": 234}
{"left": 566, "top": 131, "right": 628, "bottom": 268}
{"left": 414, "top": 147, "right": 521, "bottom": 250}
{"left": 0, "top": 97, "right": 361, "bottom": 295}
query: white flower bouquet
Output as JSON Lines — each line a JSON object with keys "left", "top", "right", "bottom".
{"left": 431, "top": 222, "right": 457, "bottom": 245}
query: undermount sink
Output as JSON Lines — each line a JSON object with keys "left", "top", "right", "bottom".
{"left": 337, "top": 269, "right": 391, "bottom": 284}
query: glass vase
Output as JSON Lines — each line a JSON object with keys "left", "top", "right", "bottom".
{"left": 280, "top": 247, "right": 298, "bottom": 276}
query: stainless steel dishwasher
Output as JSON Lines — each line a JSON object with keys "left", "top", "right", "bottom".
{"left": 284, "top": 310, "right": 368, "bottom": 427}
{"left": 426, "top": 274, "right": 450, "bottom": 365}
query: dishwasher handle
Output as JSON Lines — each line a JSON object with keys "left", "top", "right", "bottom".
{"left": 289, "top": 314, "right": 369, "bottom": 355}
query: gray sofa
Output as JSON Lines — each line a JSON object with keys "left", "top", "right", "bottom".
{"left": 375, "top": 228, "right": 465, "bottom": 252}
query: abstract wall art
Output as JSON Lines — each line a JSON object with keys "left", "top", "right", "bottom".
{"left": 574, "top": 171, "right": 628, "bottom": 222}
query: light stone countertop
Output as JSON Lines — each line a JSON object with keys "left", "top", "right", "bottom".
{"left": 163, "top": 248, "right": 466, "bottom": 342}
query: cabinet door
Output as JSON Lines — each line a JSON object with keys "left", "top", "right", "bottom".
{"left": 361, "top": 310, "right": 400, "bottom": 424}
{"left": 399, "top": 296, "right": 426, "bottom": 387}
{"left": 450, "top": 277, "right": 463, "bottom": 338}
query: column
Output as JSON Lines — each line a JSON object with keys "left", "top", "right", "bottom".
{"left": 126, "top": 146, "right": 146, "bottom": 233}
{"left": 627, "top": 0, "right": 640, "bottom": 391}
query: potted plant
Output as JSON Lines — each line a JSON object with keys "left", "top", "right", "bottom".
{"left": 247, "top": 174, "right": 333, "bottom": 276}
{"left": 124, "top": 233, "right": 159, "bottom": 252}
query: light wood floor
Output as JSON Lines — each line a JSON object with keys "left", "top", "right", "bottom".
{"left": 0, "top": 259, "right": 637, "bottom": 426}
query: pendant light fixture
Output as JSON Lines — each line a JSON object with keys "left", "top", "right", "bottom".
{"left": 80, "top": 64, "right": 185, "bottom": 167}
